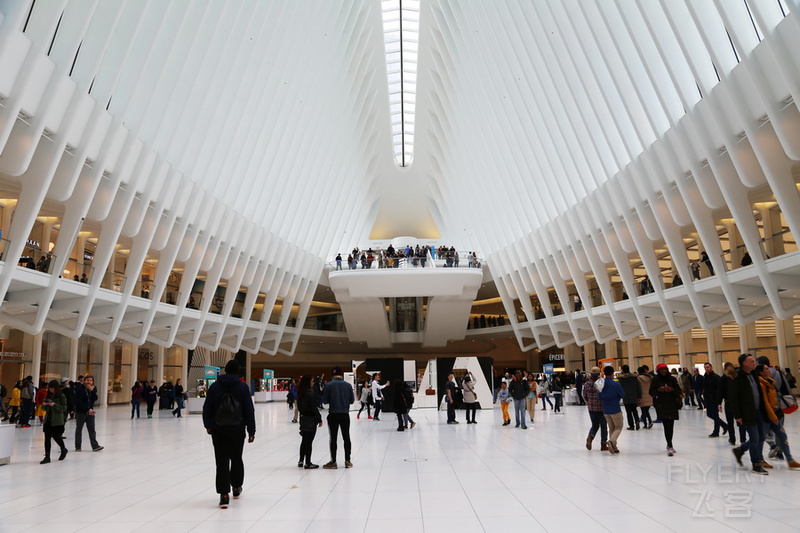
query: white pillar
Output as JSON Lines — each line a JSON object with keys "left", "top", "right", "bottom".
{"left": 29, "top": 332, "right": 43, "bottom": 387}
{"left": 651, "top": 334, "right": 664, "bottom": 367}
{"left": 99, "top": 340, "right": 110, "bottom": 407}
{"left": 156, "top": 345, "right": 165, "bottom": 383}
{"left": 583, "top": 342, "right": 595, "bottom": 371}
{"left": 180, "top": 346, "right": 188, "bottom": 387}
{"left": 129, "top": 341, "right": 139, "bottom": 385}
{"left": 68, "top": 337, "right": 79, "bottom": 380}
{"left": 775, "top": 317, "right": 798, "bottom": 378}
{"left": 677, "top": 332, "right": 688, "bottom": 368}
{"left": 705, "top": 327, "right": 723, "bottom": 370}
{"left": 626, "top": 338, "right": 638, "bottom": 369}
{"left": 739, "top": 323, "right": 756, "bottom": 354}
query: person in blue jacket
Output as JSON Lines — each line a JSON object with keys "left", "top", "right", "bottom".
{"left": 597, "top": 366, "right": 625, "bottom": 454}
{"left": 203, "top": 360, "right": 256, "bottom": 509}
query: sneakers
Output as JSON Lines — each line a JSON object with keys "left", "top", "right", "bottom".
{"left": 92, "top": 446, "right": 104, "bottom": 452}
{"left": 732, "top": 448, "right": 744, "bottom": 467}
{"left": 667, "top": 446, "right": 676, "bottom": 457}
{"left": 298, "top": 461, "right": 304, "bottom": 468}
{"left": 760, "top": 461, "right": 773, "bottom": 469}
{"left": 768, "top": 446, "right": 780, "bottom": 459}
{"left": 323, "top": 461, "right": 337, "bottom": 469}
{"left": 232, "top": 487, "right": 242, "bottom": 499}
{"left": 291, "top": 419, "right": 297, "bottom": 423}
{"left": 521, "top": 425, "right": 528, "bottom": 429}
{"left": 357, "top": 414, "right": 360, "bottom": 419}
{"left": 368, "top": 416, "right": 373, "bottom": 420}
{"left": 752, "top": 465, "right": 769, "bottom": 476}
{"left": 787, "top": 461, "right": 800, "bottom": 470}
{"left": 304, "top": 463, "right": 319, "bottom": 469}
{"left": 219, "top": 494, "right": 230, "bottom": 508}
{"left": 344, "top": 461, "right": 353, "bottom": 468}
{"left": 447, "top": 420, "right": 459, "bottom": 424}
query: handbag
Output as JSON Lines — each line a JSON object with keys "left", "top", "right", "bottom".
{"left": 425, "top": 388, "right": 436, "bottom": 396}
{"left": 779, "top": 394, "right": 798, "bottom": 415}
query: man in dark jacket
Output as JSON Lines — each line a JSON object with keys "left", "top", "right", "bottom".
{"left": 321, "top": 366, "right": 355, "bottom": 469}
{"left": 691, "top": 368, "right": 705, "bottom": 410}
{"left": 509, "top": 370, "right": 529, "bottom": 429}
{"left": 618, "top": 365, "right": 641, "bottom": 430}
{"left": 703, "top": 363, "right": 728, "bottom": 438}
{"left": 74, "top": 375, "right": 103, "bottom": 452}
{"left": 203, "top": 360, "right": 256, "bottom": 508}
{"left": 729, "top": 354, "right": 768, "bottom": 475}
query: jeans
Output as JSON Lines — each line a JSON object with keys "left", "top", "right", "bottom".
{"left": 403, "top": 412, "right": 414, "bottom": 426}
{"left": 172, "top": 397, "right": 184, "bottom": 417}
{"left": 588, "top": 410, "right": 607, "bottom": 443}
{"left": 765, "top": 417, "right": 794, "bottom": 462}
{"left": 604, "top": 412, "right": 623, "bottom": 446}
{"left": 445, "top": 398, "right": 455, "bottom": 422}
{"left": 299, "top": 426, "right": 317, "bottom": 465}
{"left": 74, "top": 412, "right": 100, "bottom": 450}
{"left": 19, "top": 398, "right": 33, "bottom": 425}
{"left": 576, "top": 386, "right": 585, "bottom": 405}
{"left": 540, "top": 394, "right": 553, "bottom": 409}
{"left": 464, "top": 402, "right": 477, "bottom": 423}
{"left": 131, "top": 399, "right": 141, "bottom": 418}
{"left": 374, "top": 399, "right": 383, "bottom": 420}
{"left": 706, "top": 403, "right": 728, "bottom": 435}
{"left": 640, "top": 406, "right": 652, "bottom": 426}
{"left": 694, "top": 390, "right": 705, "bottom": 409}
{"left": 739, "top": 411, "right": 766, "bottom": 466}
{"left": 512, "top": 398, "right": 527, "bottom": 426}
{"left": 43, "top": 421, "right": 66, "bottom": 457}
{"left": 624, "top": 404, "right": 639, "bottom": 428}
{"left": 146, "top": 400, "right": 156, "bottom": 416}
{"left": 553, "top": 393, "right": 562, "bottom": 412}
{"left": 723, "top": 401, "right": 743, "bottom": 444}
{"left": 662, "top": 419, "right": 675, "bottom": 447}
{"left": 212, "top": 429, "right": 246, "bottom": 494}
{"left": 327, "top": 412, "right": 351, "bottom": 462}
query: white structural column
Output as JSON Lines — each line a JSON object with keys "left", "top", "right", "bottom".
{"left": 651, "top": 335, "right": 664, "bottom": 368}
{"left": 180, "top": 347, "right": 188, "bottom": 388}
{"left": 583, "top": 342, "right": 595, "bottom": 371}
{"left": 626, "top": 338, "right": 638, "bottom": 369}
{"left": 678, "top": 332, "right": 692, "bottom": 369}
{"left": 156, "top": 345, "right": 165, "bottom": 384}
{"left": 245, "top": 351, "right": 252, "bottom": 393}
{"left": 68, "top": 337, "right": 79, "bottom": 381}
{"left": 705, "top": 327, "right": 723, "bottom": 370}
{"left": 775, "top": 317, "right": 799, "bottom": 378}
{"left": 739, "top": 324, "right": 757, "bottom": 354}
{"left": 99, "top": 341, "right": 110, "bottom": 407}
{"left": 129, "top": 341, "right": 138, "bottom": 387}
{"left": 29, "top": 333, "right": 43, "bottom": 386}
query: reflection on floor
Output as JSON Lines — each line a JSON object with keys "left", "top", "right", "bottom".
{"left": 1, "top": 400, "right": 799, "bottom": 533}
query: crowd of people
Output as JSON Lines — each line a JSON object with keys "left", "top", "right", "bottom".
{"left": 334, "top": 245, "right": 481, "bottom": 270}
{"left": 0, "top": 375, "right": 104, "bottom": 464}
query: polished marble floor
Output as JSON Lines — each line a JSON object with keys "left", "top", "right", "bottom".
{"left": 2, "top": 400, "right": 800, "bottom": 533}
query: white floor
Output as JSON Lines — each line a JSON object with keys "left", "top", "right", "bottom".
{"left": 2, "top": 401, "right": 800, "bottom": 533}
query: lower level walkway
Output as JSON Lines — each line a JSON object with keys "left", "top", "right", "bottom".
{"left": 1, "top": 400, "right": 799, "bottom": 532}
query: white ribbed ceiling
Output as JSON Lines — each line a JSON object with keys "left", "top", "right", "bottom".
{"left": 3, "top": 0, "right": 795, "bottom": 269}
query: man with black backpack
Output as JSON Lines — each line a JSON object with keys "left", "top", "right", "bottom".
{"left": 202, "top": 360, "right": 256, "bottom": 509}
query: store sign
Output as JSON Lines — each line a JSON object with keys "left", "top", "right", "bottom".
{"left": 204, "top": 365, "right": 220, "bottom": 378}
{"left": 543, "top": 363, "right": 554, "bottom": 374}
{"left": 548, "top": 353, "right": 564, "bottom": 362}
{"left": 138, "top": 349, "right": 155, "bottom": 361}
{"left": 263, "top": 369, "right": 274, "bottom": 380}
{"left": 0, "top": 351, "right": 30, "bottom": 361}
{"left": 26, "top": 239, "right": 40, "bottom": 249}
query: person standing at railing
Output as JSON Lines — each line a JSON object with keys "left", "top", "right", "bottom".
{"left": 700, "top": 251, "right": 714, "bottom": 276}
{"left": 335, "top": 253, "right": 342, "bottom": 270}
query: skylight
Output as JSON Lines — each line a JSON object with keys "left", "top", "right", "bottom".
{"left": 382, "top": 0, "right": 419, "bottom": 167}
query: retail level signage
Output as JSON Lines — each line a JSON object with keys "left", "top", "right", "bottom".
{"left": 543, "top": 363, "right": 554, "bottom": 374}
{"left": 548, "top": 353, "right": 564, "bottom": 362}
{"left": 0, "top": 351, "right": 30, "bottom": 360}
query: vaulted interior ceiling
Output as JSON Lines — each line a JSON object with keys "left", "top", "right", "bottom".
{"left": 1, "top": 0, "right": 799, "bottom": 354}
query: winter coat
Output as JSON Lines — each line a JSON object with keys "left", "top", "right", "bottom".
{"left": 298, "top": 388, "right": 322, "bottom": 432}
{"left": 649, "top": 373, "right": 681, "bottom": 421}
{"left": 728, "top": 369, "right": 759, "bottom": 427}
{"left": 462, "top": 379, "right": 477, "bottom": 404}
{"left": 42, "top": 391, "right": 68, "bottom": 427}
{"left": 703, "top": 371, "right": 722, "bottom": 405}
{"left": 617, "top": 373, "right": 641, "bottom": 405}
{"left": 757, "top": 376, "right": 782, "bottom": 425}
{"left": 637, "top": 374, "right": 654, "bottom": 407}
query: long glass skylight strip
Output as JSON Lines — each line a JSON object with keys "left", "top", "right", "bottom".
{"left": 382, "top": 0, "right": 419, "bottom": 167}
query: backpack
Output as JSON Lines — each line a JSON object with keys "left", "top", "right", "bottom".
{"left": 214, "top": 388, "right": 243, "bottom": 427}
{"left": 20, "top": 382, "right": 33, "bottom": 400}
